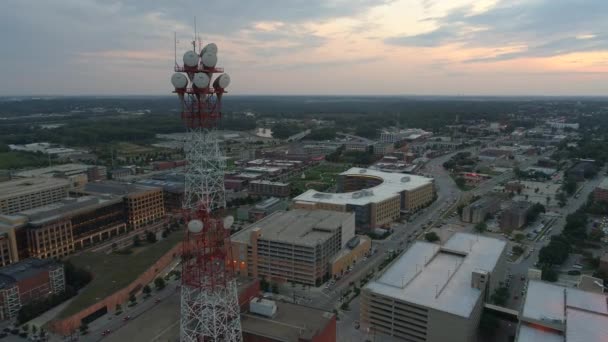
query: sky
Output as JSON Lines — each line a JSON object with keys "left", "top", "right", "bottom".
{"left": 1, "top": 0, "right": 607, "bottom": 96}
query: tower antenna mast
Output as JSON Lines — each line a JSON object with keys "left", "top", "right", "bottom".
{"left": 171, "top": 24, "right": 239, "bottom": 342}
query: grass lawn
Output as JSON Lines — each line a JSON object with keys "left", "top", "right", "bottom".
{"left": 57, "top": 231, "right": 184, "bottom": 319}
{"left": 0, "top": 151, "right": 52, "bottom": 169}
{"left": 289, "top": 162, "right": 351, "bottom": 193}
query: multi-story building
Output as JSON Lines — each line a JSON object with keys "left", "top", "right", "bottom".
{"left": 594, "top": 178, "right": 608, "bottom": 203}
{"left": 247, "top": 197, "right": 289, "bottom": 222}
{"left": 15, "top": 163, "right": 107, "bottom": 184}
{"left": 136, "top": 178, "right": 185, "bottom": 213}
{"left": 248, "top": 180, "right": 290, "bottom": 198}
{"left": 231, "top": 209, "right": 357, "bottom": 286}
{"left": 0, "top": 258, "right": 65, "bottom": 320}
{"left": 462, "top": 197, "right": 501, "bottom": 224}
{"left": 361, "top": 233, "right": 507, "bottom": 342}
{"left": 373, "top": 143, "right": 395, "bottom": 156}
{"left": 0, "top": 178, "right": 70, "bottom": 215}
{"left": 344, "top": 141, "right": 374, "bottom": 153}
{"left": 0, "top": 223, "right": 20, "bottom": 267}
{"left": 78, "top": 182, "right": 165, "bottom": 231}
{"left": 294, "top": 168, "right": 434, "bottom": 230}
{"left": 500, "top": 201, "right": 532, "bottom": 232}
{"left": 516, "top": 280, "right": 608, "bottom": 341}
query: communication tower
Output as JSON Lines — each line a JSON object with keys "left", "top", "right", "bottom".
{"left": 171, "top": 33, "right": 241, "bottom": 342}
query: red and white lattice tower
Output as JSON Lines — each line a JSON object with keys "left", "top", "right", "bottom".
{"left": 171, "top": 37, "right": 242, "bottom": 342}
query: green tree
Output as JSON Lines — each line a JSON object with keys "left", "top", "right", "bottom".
{"left": 143, "top": 285, "right": 152, "bottom": 297}
{"left": 425, "top": 232, "right": 440, "bottom": 242}
{"left": 154, "top": 277, "right": 166, "bottom": 290}
{"left": 514, "top": 233, "right": 525, "bottom": 243}
{"left": 271, "top": 283, "right": 279, "bottom": 294}
{"left": 512, "top": 245, "right": 524, "bottom": 256}
{"left": 129, "top": 293, "right": 137, "bottom": 304}
{"left": 474, "top": 222, "right": 487, "bottom": 233}
{"left": 133, "top": 235, "right": 142, "bottom": 247}
{"left": 146, "top": 231, "right": 157, "bottom": 243}
{"left": 455, "top": 177, "right": 466, "bottom": 189}
{"left": 490, "top": 286, "right": 509, "bottom": 306}
{"left": 541, "top": 266, "right": 558, "bottom": 282}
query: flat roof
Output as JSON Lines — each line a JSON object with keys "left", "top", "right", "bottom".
{"left": 0, "top": 258, "right": 60, "bottom": 289}
{"left": 250, "top": 180, "right": 289, "bottom": 186}
{"left": 566, "top": 308, "right": 608, "bottom": 341}
{"left": 365, "top": 233, "right": 506, "bottom": 317}
{"left": 18, "top": 195, "right": 121, "bottom": 226}
{"left": 15, "top": 163, "right": 97, "bottom": 178}
{"left": 0, "top": 177, "right": 70, "bottom": 199}
{"left": 521, "top": 281, "right": 565, "bottom": 323}
{"left": 519, "top": 280, "right": 608, "bottom": 341}
{"left": 83, "top": 181, "right": 160, "bottom": 196}
{"left": 294, "top": 168, "right": 433, "bottom": 206}
{"left": 241, "top": 301, "right": 334, "bottom": 342}
{"left": 232, "top": 209, "right": 353, "bottom": 247}
{"left": 517, "top": 324, "right": 562, "bottom": 342}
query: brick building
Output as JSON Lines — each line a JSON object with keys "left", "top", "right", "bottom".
{"left": 248, "top": 180, "right": 290, "bottom": 198}
{"left": 462, "top": 197, "right": 501, "bottom": 224}
{"left": 0, "top": 258, "right": 65, "bottom": 320}
{"left": 500, "top": 201, "right": 532, "bottom": 232}
{"left": 593, "top": 178, "right": 608, "bottom": 203}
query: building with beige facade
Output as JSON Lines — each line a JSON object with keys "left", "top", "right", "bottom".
{"left": 79, "top": 182, "right": 165, "bottom": 231}
{"left": 0, "top": 178, "right": 70, "bottom": 215}
{"left": 231, "top": 209, "right": 367, "bottom": 286}
{"left": 361, "top": 233, "right": 507, "bottom": 342}
{"left": 293, "top": 168, "right": 434, "bottom": 230}
{"left": 0, "top": 196, "right": 127, "bottom": 262}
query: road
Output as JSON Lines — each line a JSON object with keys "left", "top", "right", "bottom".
{"left": 504, "top": 173, "right": 605, "bottom": 309}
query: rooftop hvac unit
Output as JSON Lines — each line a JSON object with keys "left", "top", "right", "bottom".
{"left": 401, "top": 176, "right": 411, "bottom": 183}
{"left": 250, "top": 297, "right": 277, "bottom": 318}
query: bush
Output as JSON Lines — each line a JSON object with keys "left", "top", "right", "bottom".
{"left": 154, "top": 277, "right": 166, "bottom": 290}
{"left": 425, "top": 232, "right": 440, "bottom": 242}
{"left": 541, "top": 266, "right": 558, "bottom": 282}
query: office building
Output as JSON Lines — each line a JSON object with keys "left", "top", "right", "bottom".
{"left": 361, "top": 233, "right": 507, "bottom": 342}
{"left": 517, "top": 280, "right": 608, "bottom": 341}
{"left": 4, "top": 196, "right": 127, "bottom": 260}
{"left": 594, "top": 178, "right": 608, "bottom": 203}
{"left": 231, "top": 209, "right": 357, "bottom": 286}
{"left": 0, "top": 258, "right": 65, "bottom": 320}
{"left": 462, "top": 197, "right": 501, "bottom": 224}
{"left": 247, "top": 197, "right": 289, "bottom": 222}
{"left": 15, "top": 163, "right": 107, "bottom": 188}
{"left": 0, "top": 178, "right": 70, "bottom": 215}
{"left": 79, "top": 182, "right": 165, "bottom": 231}
{"left": 241, "top": 299, "right": 336, "bottom": 342}
{"left": 248, "top": 180, "right": 290, "bottom": 198}
{"left": 500, "top": 201, "right": 532, "bottom": 232}
{"left": 294, "top": 168, "right": 434, "bottom": 229}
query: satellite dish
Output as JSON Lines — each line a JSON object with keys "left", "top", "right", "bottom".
{"left": 171, "top": 73, "right": 188, "bottom": 89}
{"left": 201, "top": 52, "right": 217, "bottom": 68}
{"left": 187, "top": 219, "right": 204, "bottom": 233}
{"left": 201, "top": 43, "right": 218, "bottom": 56}
{"left": 192, "top": 73, "right": 210, "bottom": 88}
{"left": 223, "top": 215, "right": 235, "bottom": 229}
{"left": 183, "top": 51, "right": 199, "bottom": 68}
{"left": 213, "top": 74, "right": 231, "bottom": 89}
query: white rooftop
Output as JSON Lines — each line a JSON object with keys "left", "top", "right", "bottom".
{"left": 598, "top": 177, "right": 608, "bottom": 191}
{"left": 294, "top": 168, "right": 433, "bottom": 206}
{"left": 517, "top": 324, "right": 562, "bottom": 342}
{"left": 365, "top": 233, "right": 506, "bottom": 317}
{"left": 519, "top": 280, "right": 608, "bottom": 342}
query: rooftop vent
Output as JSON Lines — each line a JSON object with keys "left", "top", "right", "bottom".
{"left": 401, "top": 176, "right": 411, "bottom": 183}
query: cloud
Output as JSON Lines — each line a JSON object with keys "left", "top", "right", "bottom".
{"left": 385, "top": 0, "right": 608, "bottom": 62}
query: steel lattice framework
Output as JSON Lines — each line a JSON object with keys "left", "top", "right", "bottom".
{"left": 173, "top": 39, "right": 242, "bottom": 342}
